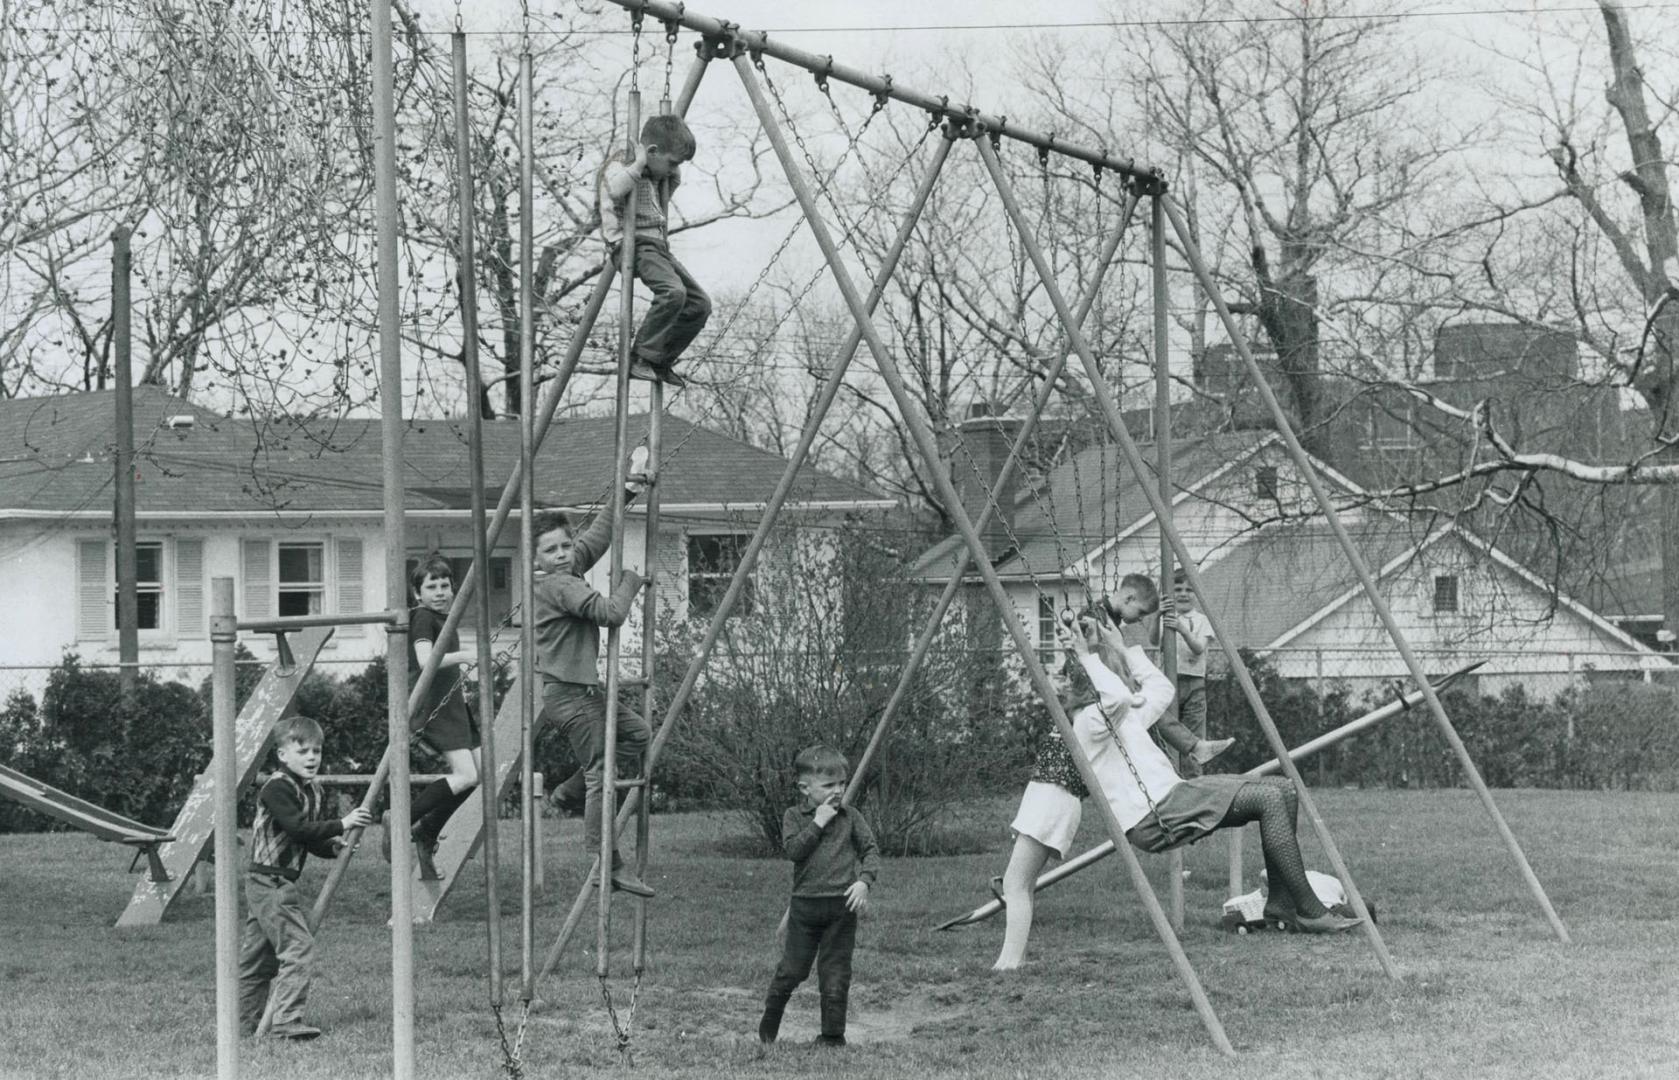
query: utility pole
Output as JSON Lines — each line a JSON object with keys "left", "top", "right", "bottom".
{"left": 113, "top": 226, "right": 138, "bottom": 699}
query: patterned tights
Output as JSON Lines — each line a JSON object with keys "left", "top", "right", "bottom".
{"left": 1218, "top": 778, "right": 1328, "bottom": 918}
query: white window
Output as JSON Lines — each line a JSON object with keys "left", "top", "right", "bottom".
{"left": 1432, "top": 575, "right": 1459, "bottom": 614}
{"left": 113, "top": 541, "right": 166, "bottom": 631}
{"left": 277, "top": 542, "right": 326, "bottom": 616}
{"left": 1037, "top": 596, "right": 1059, "bottom": 665}
{"left": 688, "top": 534, "right": 753, "bottom": 620}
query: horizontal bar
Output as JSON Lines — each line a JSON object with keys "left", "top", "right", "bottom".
{"left": 237, "top": 611, "right": 405, "bottom": 632}
{"left": 604, "top": 0, "right": 1162, "bottom": 184}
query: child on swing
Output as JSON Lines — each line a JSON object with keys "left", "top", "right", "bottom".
{"left": 1105, "top": 571, "right": 1232, "bottom": 767}
{"left": 382, "top": 553, "right": 481, "bottom": 881}
{"left": 599, "top": 113, "right": 711, "bottom": 388}
{"left": 992, "top": 614, "right": 1359, "bottom": 971}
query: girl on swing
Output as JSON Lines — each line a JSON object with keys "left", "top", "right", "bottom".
{"left": 993, "top": 610, "right": 1361, "bottom": 971}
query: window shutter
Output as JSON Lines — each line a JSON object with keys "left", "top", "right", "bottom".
{"left": 336, "top": 537, "right": 365, "bottom": 637}
{"left": 174, "top": 538, "right": 205, "bottom": 640}
{"left": 241, "top": 539, "right": 272, "bottom": 621}
{"left": 77, "top": 538, "right": 110, "bottom": 640}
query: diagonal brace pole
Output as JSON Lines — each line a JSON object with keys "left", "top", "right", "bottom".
{"left": 533, "top": 125, "right": 958, "bottom": 995}
{"left": 738, "top": 57, "right": 1234, "bottom": 1055}
{"left": 1159, "top": 192, "right": 1570, "bottom": 944}
{"left": 977, "top": 137, "right": 1398, "bottom": 980}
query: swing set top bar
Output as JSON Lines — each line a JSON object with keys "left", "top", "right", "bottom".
{"left": 605, "top": 0, "right": 1165, "bottom": 187}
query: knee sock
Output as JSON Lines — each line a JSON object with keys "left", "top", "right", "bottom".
{"left": 1224, "top": 782, "right": 1327, "bottom": 918}
{"left": 409, "top": 778, "right": 454, "bottom": 828}
{"left": 415, "top": 783, "right": 476, "bottom": 843}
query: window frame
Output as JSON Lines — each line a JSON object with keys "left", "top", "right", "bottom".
{"left": 1254, "top": 465, "right": 1280, "bottom": 501}
{"left": 686, "top": 532, "right": 755, "bottom": 621}
{"left": 1431, "top": 574, "right": 1459, "bottom": 615}
{"left": 112, "top": 539, "right": 167, "bottom": 636}
{"left": 276, "top": 540, "right": 328, "bottom": 618}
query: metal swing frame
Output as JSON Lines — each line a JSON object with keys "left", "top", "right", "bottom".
{"left": 293, "top": 3, "right": 1572, "bottom": 1076}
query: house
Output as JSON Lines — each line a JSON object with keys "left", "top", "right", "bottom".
{"left": 0, "top": 389, "right": 893, "bottom": 694}
{"left": 911, "top": 408, "right": 1670, "bottom": 699}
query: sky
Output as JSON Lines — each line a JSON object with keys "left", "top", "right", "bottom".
{"left": 401, "top": 0, "right": 1639, "bottom": 295}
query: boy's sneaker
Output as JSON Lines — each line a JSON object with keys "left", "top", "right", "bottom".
{"left": 265, "top": 1022, "right": 322, "bottom": 1041}
{"left": 628, "top": 360, "right": 662, "bottom": 382}
{"left": 379, "top": 811, "right": 393, "bottom": 863}
{"left": 812, "top": 1035, "right": 846, "bottom": 1048}
{"left": 1192, "top": 737, "right": 1236, "bottom": 766}
{"left": 651, "top": 363, "right": 687, "bottom": 389}
{"left": 413, "top": 835, "right": 442, "bottom": 882}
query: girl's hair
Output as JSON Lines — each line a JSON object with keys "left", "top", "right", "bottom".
{"left": 410, "top": 552, "right": 454, "bottom": 595}
{"left": 794, "top": 744, "right": 849, "bottom": 782}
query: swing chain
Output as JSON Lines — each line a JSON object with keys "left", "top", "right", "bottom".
{"left": 599, "top": 972, "right": 643, "bottom": 1066}
{"left": 662, "top": 19, "right": 678, "bottom": 101}
{"left": 629, "top": 7, "right": 643, "bottom": 92}
{"left": 492, "top": 999, "right": 531, "bottom": 1080}
{"left": 453, "top": 0, "right": 462, "bottom": 34}
{"left": 519, "top": 0, "right": 531, "bottom": 56}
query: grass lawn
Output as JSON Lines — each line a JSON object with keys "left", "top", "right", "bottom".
{"left": 2, "top": 788, "right": 1677, "bottom": 1079}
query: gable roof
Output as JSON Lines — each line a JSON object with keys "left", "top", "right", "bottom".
{"left": 910, "top": 430, "right": 1293, "bottom": 581}
{"left": 0, "top": 389, "right": 888, "bottom": 519}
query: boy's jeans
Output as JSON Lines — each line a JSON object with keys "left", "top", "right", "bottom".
{"left": 626, "top": 238, "right": 711, "bottom": 368}
{"left": 540, "top": 679, "right": 651, "bottom": 863}
{"left": 1154, "top": 674, "right": 1208, "bottom": 775}
{"left": 762, "top": 895, "right": 857, "bottom": 1040}
{"left": 238, "top": 872, "right": 315, "bottom": 1034}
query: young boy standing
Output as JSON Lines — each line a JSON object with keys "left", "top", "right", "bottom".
{"left": 532, "top": 491, "right": 653, "bottom": 898}
{"left": 599, "top": 114, "right": 711, "bottom": 387}
{"left": 239, "top": 715, "right": 373, "bottom": 1040}
{"left": 1105, "top": 572, "right": 1231, "bottom": 767}
{"left": 1158, "top": 568, "right": 1231, "bottom": 771}
{"left": 758, "top": 745, "right": 881, "bottom": 1048}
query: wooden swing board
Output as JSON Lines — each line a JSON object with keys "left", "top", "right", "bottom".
{"left": 115, "top": 626, "right": 335, "bottom": 928}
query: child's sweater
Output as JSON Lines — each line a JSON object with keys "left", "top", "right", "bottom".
{"left": 248, "top": 771, "right": 343, "bottom": 881}
{"left": 600, "top": 158, "right": 678, "bottom": 247}
{"left": 780, "top": 804, "right": 881, "bottom": 898}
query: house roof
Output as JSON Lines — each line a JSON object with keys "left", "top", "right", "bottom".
{"left": 910, "top": 430, "right": 1281, "bottom": 581}
{"left": 0, "top": 389, "right": 888, "bottom": 518}
{"left": 1189, "top": 516, "right": 1424, "bottom": 648}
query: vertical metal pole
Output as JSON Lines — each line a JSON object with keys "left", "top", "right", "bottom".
{"left": 532, "top": 773, "right": 545, "bottom": 895}
{"left": 1159, "top": 192, "right": 1570, "bottom": 945}
{"left": 113, "top": 226, "right": 137, "bottom": 699}
{"left": 211, "top": 578, "right": 238, "bottom": 1080}
{"left": 984, "top": 145, "right": 1395, "bottom": 979}
{"left": 451, "top": 28, "right": 503, "bottom": 1006}
{"left": 372, "top": 23, "right": 417, "bottom": 1080}
{"left": 632, "top": 395, "right": 662, "bottom": 972}
{"left": 737, "top": 61, "right": 1232, "bottom": 1053}
{"left": 517, "top": 46, "right": 539, "bottom": 1003}
{"left": 535, "top": 131, "right": 957, "bottom": 995}
{"left": 599, "top": 87, "right": 642, "bottom": 978}
{"left": 370, "top": 0, "right": 415, "bottom": 1072}
{"left": 1152, "top": 196, "right": 1185, "bottom": 931}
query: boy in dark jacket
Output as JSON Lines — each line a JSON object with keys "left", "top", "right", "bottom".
{"left": 758, "top": 745, "right": 881, "bottom": 1048}
{"left": 238, "top": 715, "right": 372, "bottom": 1040}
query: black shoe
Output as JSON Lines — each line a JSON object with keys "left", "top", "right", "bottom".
{"left": 413, "top": 835, "right": 442, "bottom": 882}
{"left": 628, "top": 360, "right": 661, "bottom": 382}
{"left": 813, "top": 1034, "right": 846, "bottom": 1048}
{"left": 651, "top": 364, "right": 687, "bottom": 389}
{"left": 758, "top": 1012, "right": 782, "bottom": 1045}
{"left": 265, "top": 1022, "right": 322, "bottom": 1041}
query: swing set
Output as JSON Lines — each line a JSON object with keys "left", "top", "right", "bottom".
{"left": 201, "top": 2, "right": 1572, "bottom": 1075}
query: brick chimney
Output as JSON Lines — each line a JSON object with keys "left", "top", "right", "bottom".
{"left": 949, "top": 402, "right": 1021, "bottom": 562}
